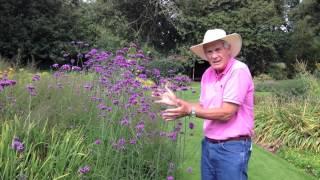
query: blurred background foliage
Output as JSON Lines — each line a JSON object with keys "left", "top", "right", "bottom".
{"left": 0, "top": 0, "right": 319, "bottom": 77}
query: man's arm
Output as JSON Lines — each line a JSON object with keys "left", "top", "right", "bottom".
{"left": 162, "top": 98, "right": 239, "bottom": 122}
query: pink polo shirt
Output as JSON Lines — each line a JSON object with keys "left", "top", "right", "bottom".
{"left": 199, "top": 58, "right": 254, "bottom": 140}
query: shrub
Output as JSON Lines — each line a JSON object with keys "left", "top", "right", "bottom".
{"left": 254, "top": 73, "right": 274, "bottom": 82}
{"left": 0, "top": 47, "right": 192, "bottom": 179}
{"left": 267, "top": 62, "right": 288, "bottom": 80}
{"left": 255, "top": 79, "right": 309, "bottom": 98}
{"left": 255, "top": 96, "right": 320, "bottom": 153}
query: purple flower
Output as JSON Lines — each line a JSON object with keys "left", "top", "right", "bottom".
{"left": 138, "top": 73, "right": 147, "bottom": 79}
{"left": 77, "top": 53, "right": 83, "bottom": 59}
{"left": 112, "top": 100, "right": 119, "bottom": 105}
{"left": 84, "top": 84, "right": 93, "bottom": 91}
{"left": 94, "top": 66, "right": 104, "bottom": 73}
{"left": 123, "top": 47, "right": 129, "bottom": 51}
{"left": 113, "top": 138, "right": 126, "bottom": 150}
{"left": 52, "top": 63, "right": 59, "bottom": 68}
{"left": 152, "top": 68, "right": 161, "bottom": 78}
{"left": 135, "top": 53, "right": 144, "bottom": 59}
{"left": 94, "top": 139, "right": 102, "bottom": 145}
{"left": 60, "top": 64, "right": 71, "bottom": 71}
{"left": 129, "top": 138, "right": 137, "bottom": 144}
{"left": 120, "top": 118, "right": 129, "bottom": 126}
{"left": 10, "top": 80, "right": 17, "bottom": 86}
{"left": 72, "top": 66, "right": 82, "bottom": 71}
{"left": 167, "top": 131, "right": 177, "bottom": 141}
{"left": 0, "top": 79, "right": 16, "bottom": 87}
{"left": 167, "top": 176, "right": 174, "bottom": 180}
{"left": 85, "top": 48, "right": 98, "bottom": 58}
{"left": 26, "top": 84, "right": 37, "bottom": 96}
{"left": 135, "top": 121, "right": 145, "bottom": 133}
{"left": 32, "top": 74, "right": 40, "bottom": 81}
{"left": 91, "top": 96, "right": 102, "bottom": 102}
{"left": 11, "top": 137, "right": 24, "bottom": 152}
{"left": 159, "top": 131, "right": 166, "bottom": 137}
{"left": 189, "top": 122, "right": 194, "bottom": 130}
{"left": 116, "top": 49, "right": 125, "bottom": 56}
{"left": 130, "top": 43, "right": 137, "bottom": 48}
{"left": 98, "top": 103, "right": 108, "bottom": 110}
{"left": 78, "top": 165, "right": 90, "bottom": 174}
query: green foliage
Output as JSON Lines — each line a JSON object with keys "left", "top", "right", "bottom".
{"left": 254, "top": 71, "right": 320, "bottom": 154}
{"left": 0, "top": 57, "right": 11, "bottom": 70}
{"left": 288, "top": 0, "right": 320, "bottom": 61}
{"left": 172, "top": 0, "right": 288, "bottom": 75}
{"left": 0, "top": 53, "right": 183, "bottom": 179}
{"left": 255, "top": 62, "right": 320, "bottom": 97}
{"left": 95, "top": 28, "right": 125, "bottom": 51}
{"left": 255, "top": 95, "right": 320, "bottom": 153}
{"left": 255, "top": 78, "right": 309, "bottom": 98}
{"left": 0, "top": 117, "right": 89, "bottom": 179}
{"left": 267, "top": 66, "right": 288, "bottom": 80}
{"left": 278, "top": 148, "right": 320, "bottom": 178}
{"left": 0, "top": 0, "right": 96, "bottom": 66}
{"left": 0, "top": 71, "right": 98, "bottom": 128}
{"left": 254, "top": 73, "right": 274, "bottom": 82}
{"left": 94, "top": 0, "right": 180, "bottom": 53}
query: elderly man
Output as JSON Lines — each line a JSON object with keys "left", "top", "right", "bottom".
{"left": 156, "top": 29, "right": 254, "bottom": 180}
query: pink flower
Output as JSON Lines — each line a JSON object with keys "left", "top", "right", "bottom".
{"left": 167, "top": 176, "right": 174, "bottom": 180}
{"left": 94, "top": 139, "right": 102, "bottom": 145}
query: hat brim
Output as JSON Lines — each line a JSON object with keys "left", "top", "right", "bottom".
{"left": 190, "top": 33, "right": 242, "bottom": 60}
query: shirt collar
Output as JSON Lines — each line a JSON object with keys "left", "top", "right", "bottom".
{"left": 212, "top": 57, "right": 235, "bottom": 79}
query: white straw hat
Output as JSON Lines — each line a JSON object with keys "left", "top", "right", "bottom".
{"left": 190, "top": 29, "right": 242, "bottom": 60}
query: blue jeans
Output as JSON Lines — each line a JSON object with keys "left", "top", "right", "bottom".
{"left": 201, "top": 138, "right": 252, "bottom": 180}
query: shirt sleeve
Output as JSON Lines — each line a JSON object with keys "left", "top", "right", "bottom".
{"left": 199, "top": 68, "right": 209, "bottom": 106}
{"left": 223, "top": 68, "right": 252, "bottom": 105}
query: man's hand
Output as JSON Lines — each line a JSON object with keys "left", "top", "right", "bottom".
{"left": 152, "top": 85, "right": 192, "bottom": 121}
{"left": 161, "top": 99, "right": 191, "bottom": 121}
{"left": 153, "top": 85, "right": 178, "bottom": 106}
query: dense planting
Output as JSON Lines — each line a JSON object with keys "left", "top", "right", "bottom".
{"left": 0, "top": 45, "right": 194, "bottom": 179}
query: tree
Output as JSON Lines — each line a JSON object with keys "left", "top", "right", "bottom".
{"left": 286, "top": 0, "right": 320, "bottom": 70}
{"left": 0, "top": 0, "right": 96, "bottom": 67}
{"left": 95, "top": 0, "right": 181, "bottom": 53}
{"left": 172, "top": 0, "right": 288, "bottom": 76}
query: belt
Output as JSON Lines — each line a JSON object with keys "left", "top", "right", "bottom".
{"left": 205, "top": 135, "right": 251, "bottom": 144}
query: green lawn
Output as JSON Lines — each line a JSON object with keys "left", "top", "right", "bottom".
{"left": 175, "top": 82, "right": 316, "bottom": 180}
{"left": 176, "top": 118, "right": 316, "bottom": 180}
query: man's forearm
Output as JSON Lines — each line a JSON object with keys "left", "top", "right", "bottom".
{"left": 183, "top": 100, "right": 238, "bottom": 122}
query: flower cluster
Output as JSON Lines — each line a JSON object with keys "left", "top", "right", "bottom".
{"left": 0, "top": 74, "right": 16, "bottom": 92}
{"left": 11, "top": 137, "right": 24, "bottom": 152}
{"left": 78, "top": 165, "right": 90, "bottom": 175}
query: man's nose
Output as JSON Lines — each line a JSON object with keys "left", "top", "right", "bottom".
{"left": 209, "top": 52, "right": 218, "bottom": 59}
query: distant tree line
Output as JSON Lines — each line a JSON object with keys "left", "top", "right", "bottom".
{"left": 0, "top": 0, "right": 319, "bottom": 76}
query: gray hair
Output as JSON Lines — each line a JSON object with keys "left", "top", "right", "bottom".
{"left": 222, "top": 40, "right": 230, "bottom": 49}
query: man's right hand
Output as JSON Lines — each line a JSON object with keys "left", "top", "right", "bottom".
{"left": 153, "top": 85, "right": 178, "bottom": 106}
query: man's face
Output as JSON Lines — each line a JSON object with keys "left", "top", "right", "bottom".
{"left": 203, "top": 40, "right": 231, "bottom": 73}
